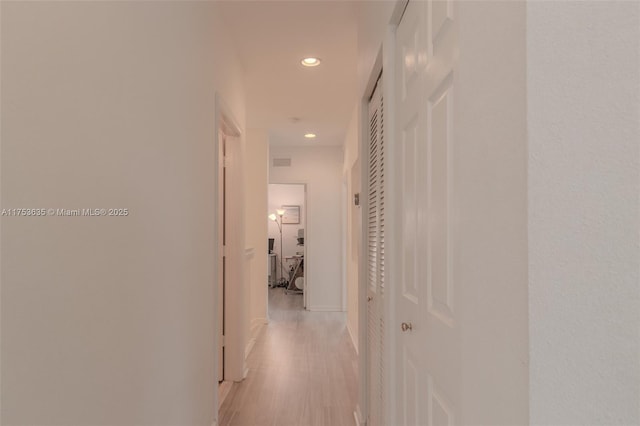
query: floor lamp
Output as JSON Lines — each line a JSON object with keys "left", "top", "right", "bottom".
{"left": 269, "top": 209, "right": 287, "bottom": 286}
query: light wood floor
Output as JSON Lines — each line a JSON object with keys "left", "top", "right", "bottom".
{"left": 218, "top": 288, "right": 358, "bottom": 426}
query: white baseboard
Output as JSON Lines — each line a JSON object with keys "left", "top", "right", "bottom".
{"left": 250, "top": 317, "right": 268, "bottom": 332}
{"left": 217, "top": 380, "right": 233, "bottom": 409}
{"left": 347, "top": 322, "right": 358, "bottom": 354}
{"left": 244, "top": 337, "right": 256, "bottom": 359}
{"left": 245, "top": 317, "right": 267, "bottom": 359}
{"left": 354, "top": 404, "right": 366, "bottom": 426}
{"left": 308, "top": 305, "right": 343, "bottom": 312}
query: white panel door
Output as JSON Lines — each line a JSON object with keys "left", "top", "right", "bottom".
{"left": 394, "top": 1, "right": 459, "bottom": 425}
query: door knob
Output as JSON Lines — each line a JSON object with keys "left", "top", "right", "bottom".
{"left": 401, "top": 322, "right": 413, "bottom": 332}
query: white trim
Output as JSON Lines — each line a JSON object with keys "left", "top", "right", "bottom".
{"left": 308, "top": 305, "right": 342, "bottom": 312}
{"left": 382, "top": 15, "right": 401, "bottom": 426}
{"left": 213, "top": 92, "right": 245, "bottom": 406}
{"left": 342, "top": 177, "right": 348, "bottom": 312}
{"left": 246, "top": 317, "right": 267, "bottom": 359}
{"left": 269, "top": 181, "right": 309, "bottom": 310}
{"left": 217, "top": 95, "right": 242, "bottom": 139}
{"left": 354, "top": 405, "right": 366, "bottom": 426}
{"left": 217, "top": 381, "right": 233, "bottom": 409}
{"left": 245, "top": 337, "right": 256, "bottom": 359}
{"left": 347, "top": 322, "right": 359, "bottom": 354}
{"left": 303, "top": 183, "right": 309, "bottom": 310}
{"left": 358, "top": 47, "right": 383, "bottom": 426}
{"left": 251, "top": 317, "right": 268, "bottom": 329}
{"left": 356, "top": 94, "right": 368, "bottom": 424}
{"left": 245, "top": 247, "right": 255, "bottom": 259}
{"left": 358, "top": 85, "right": 371, "bottom": 426}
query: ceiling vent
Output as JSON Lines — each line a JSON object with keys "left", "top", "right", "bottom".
{"left": 273, "top": 158, "right": 291, "bottom": 167}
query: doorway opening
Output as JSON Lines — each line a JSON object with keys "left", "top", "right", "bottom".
{"left": 267, "top": 183, "right": 307, "bottom": 315}
{"left": 214, "top": 94, "right": 245, "bottom": 411}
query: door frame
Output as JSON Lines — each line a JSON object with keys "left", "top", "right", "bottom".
{"left": 342, "top": 176, "right": 348, "bottom": 312}
{"left": 213, "top": 93, "right": 245, "bottom": 417}
{"left": 356, "top": 1, "right": 408, "bottom": 425}
{"left": 267, "top": 182, "right": 309, "bottom": 310}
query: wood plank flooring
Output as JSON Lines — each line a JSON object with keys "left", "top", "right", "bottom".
{"left": 218, "top": 288, "right": 358, "bottom": 426}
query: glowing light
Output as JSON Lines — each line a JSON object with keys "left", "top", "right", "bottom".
{"left": 301, "top": 57, "right": 321, "bottom": 67}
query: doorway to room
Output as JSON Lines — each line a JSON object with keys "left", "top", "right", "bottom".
{"left": 214, "top": 95, "right": 245, "bottom": 397}
{"left": 267, "top": 183, "right": 307, "bottom": 314}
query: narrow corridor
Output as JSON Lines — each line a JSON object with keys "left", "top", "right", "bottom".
{"left": 218, "top": 288, "right": 358, "bottom": 426}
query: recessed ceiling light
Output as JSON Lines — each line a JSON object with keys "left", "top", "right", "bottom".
{"left": 301, "top": 57, "right": 321, "bottom": 67}
{"left": 304, "top": 133, "right": 317, "bottom": 139}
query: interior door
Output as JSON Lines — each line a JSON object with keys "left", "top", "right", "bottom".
{"left": 366, "top": 76, "right": 385, "bottom": 426}
{"left": 217, "top": 131, "right": 227, "bottom": 382}
{"left": 394, "top": 1, "right": 458, "bottom": 424}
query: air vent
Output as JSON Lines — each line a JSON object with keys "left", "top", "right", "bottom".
{"left": 273, "top": 158, "right": 291, "bottom": 167}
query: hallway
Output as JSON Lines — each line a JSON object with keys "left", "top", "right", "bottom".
{"left": 218, "top": 288, "right": 358, "bottom": 426}
{"left": 1, "top": 1, "right": 639, "bottom": 424}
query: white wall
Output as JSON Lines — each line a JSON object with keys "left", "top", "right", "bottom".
{"left": 268, "top": 184, "right": 306, "bottom": 264}
{"left": 527, "top": 2, "right": 640, "bottom": 424}
{"left": 270, "top": 146, "right": 343, "bottom": 311}
{"left": 1, "top": 2, "right": 245, "bottom": 424}
{"left": 454, "top": 3, "right": 530, "bottom": 423}
{"left": 356, "top": 1, "right": 396, "bottom": 98}
{"left": 342, "top": 105, "right": 360, "bottom": 351}
{"left": 243, "top": 129, "right": 268, "bottom": 360}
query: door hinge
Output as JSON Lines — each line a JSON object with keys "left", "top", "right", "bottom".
{"left": 221, "top": 335, "right": 225, "bottom": 347}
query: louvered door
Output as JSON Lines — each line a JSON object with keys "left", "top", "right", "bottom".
{"left": 366, "top": 76, "right": 385, "bottom": 426}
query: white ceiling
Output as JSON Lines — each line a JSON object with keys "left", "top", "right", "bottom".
{"left": 218, "top": 1, "right": 359, "bottom": 147}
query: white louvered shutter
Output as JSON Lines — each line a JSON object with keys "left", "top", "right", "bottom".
{"left": 367, "top": 75, "right": 385, "bottom": 426}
